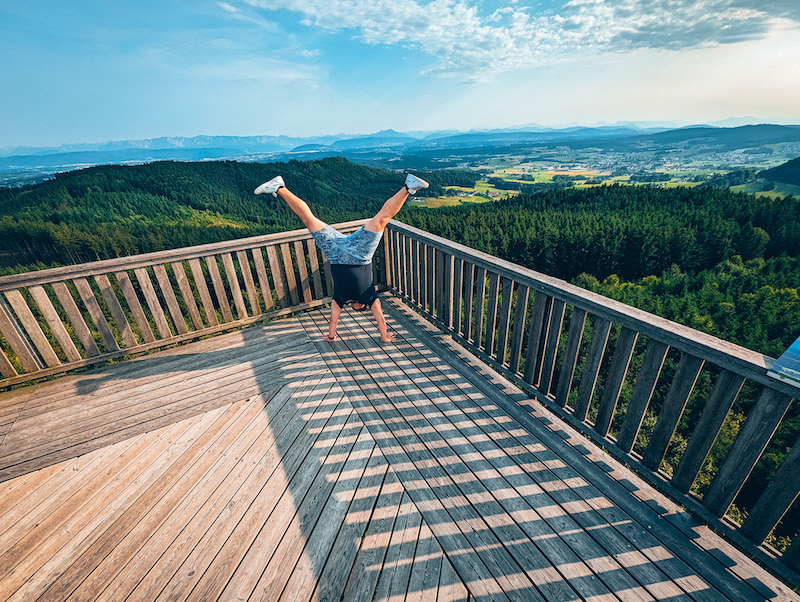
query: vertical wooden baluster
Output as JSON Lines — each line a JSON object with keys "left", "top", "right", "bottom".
{"left": 522, "top": 292, "right": 550, "bottom": 386}
{"left": 0, "top": 297, "right": 45, "bottom": 372}
{"left": 452, "top": 257, "right": 463, "bottom": 337}
{"left": 252, "top": 248, "right": 274, "bottom": 311}
{"left": 539, "top": 298, "right": 566, "bottom": 395}
{"left": 133, "top": 267, "right": 173, "bottom": 339}
{"left": 94, "top": 275, "right": 138, "bottom": 347}
{"left": 187, "top": 259, "right": 219, "bottom": 327}
{"left": 594, "top": 327, "right": 638, "bottom": 437}
{"left": 508, "top": 285, "right": 530, "bottom": 375}
{"left": 171, "top": 261, "right": 204, "bottom": 330}
{"left": 236, "top": 250, "right": 260, "bottom": 314}
{"left": 293, "top": 241, "right": 313, "bottom": 304}
{"left": 573, "top": 316, "right": 612, "bottom": 422}
{"left": 554, "top": 307, "right": 587, "bottom": 408}
{"left": 473, "top": 267, "right": 487, "bottom": 350}
{"left": 266, "top": 245, "right": 289, "bottom": 308}
{"left": 5, "top": 290, "right": 62, "bottom": 367}
{"left": 152, "top": 264, "right": 189, "bottom": 334}
{"left": 306, "top": 240, "right": 324, "bottom": 300}
{"left": 28, "top": 285, "right": 82, "bottom": 362}
{"left": 221, "top": 253, "right": 248, "bottom": 319}
{"left": 204, "top": 256, "right": 234, "bottom": 323}
{"left": 280, "top": 243, "right": 300, "bottom": 306}
{"left": 72, "top": 277, "right": 120, "bottom": 351}
{"left": 51, "top": 282, "right": 101, "bottom": 356}
{"left": 463, "top": 263, "right": 475, "bottom": 343}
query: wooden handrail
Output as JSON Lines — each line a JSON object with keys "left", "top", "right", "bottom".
{"left": 384, "top": 219, "right": 799, "bottom": 581}
{"left": 0, "top": 220, "right": 371, "bottom": 387}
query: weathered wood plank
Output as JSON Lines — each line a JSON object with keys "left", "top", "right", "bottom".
{"left": 152, "top": 264, "right": 189, "bottom": 335}
{"left": 372, "top": 494, "right": 422, "bottom": 602}
{"left": 555, "top": 307, "right": 587, "bottom": 408}
{"left": 405, "top": 234, "right": 414, "bottom": 303}
{"left": 4, "top": 291, "right": 61, "bottom": 368}
{"left": 280, "top": 243, "right": 300, "bottom": 307}
{"left": 484, "top": 272, "right": 500, "bottom": 357}
{"left": 51, "top": 282, "right": 101, "bottom": 357}
{"left": 133, "top": 267, "right": 173, "bottom": 339}
{"left": 382, "top": 228, "right": 393, "bottom": 289}
{"left": 236, "top": 250, "right": 260, "bottom": 315}
{"left": 72, "top": 277, "right": 120, "bottom": 352}
{"left": 671, "top": 369, "right": 745, "bottom": 494}
{"left": 0, "top": 349, "right": 18, "bottom": 379}
{"left": 94, "top": 275, "right": 138, "bottom": 348}
{"left": 462, "top": 261, "right": 475, "bottom": 343}
{"left": 594, "top": 326, "right": 638, "bottom": 437}
{"left": 522, "top": 292, "right": 550, "bottom": 386}
{"left": 266, "top": 245, "right": 289, "bottom": 308}
{"left": 425, "top": 244, "right": 435, "bottom": 315}
{"left": 642, "top": 353, "right": 705, "bottom": 471}
{"left": 442, "top": 251, "right": 454, "bottom": 329}
{"left": 412, "top": 238, "right": 421, "bottom": 308}
{"left": 293, "top": 240, "right": 313, "bottom": 304}
{"left": 306, "top": 239, "right": 324, "bottom": 300}
{"left": 26, "top": 286, "right": 81, "bottom": 363}
{"left": 221, "top": 252, "right": 248, "bottom": 319}
{"left": 704, "top": 387, "right": 794, "bottom": 516}
{"left": 204, "top": 256, "right": 233, "bottom": 323}
{"left": 187, "top": 259, "right": 218, "bottom": 327}
{"left": 508, "top": 284, "right": 530, "bottom": 375}
{"left": 435, "top": 248, "right": 445, "bottom": 319}
{"left": 539, "top": 297, "right": 566, "bottom": 396}
{"left": 495, "top": 277, "right": 514, "bottom": 365}
{"left": 251, "top": 247, "right": 273, "bottom": 312}
{"left": 740, "top": 433, "right": 800, "bottom": 544}
{"left": 452, "top": 256, "right": 464, "bottom": 336}
{"left": 114, "top": 271, "right": 157, "bottom": 342}
{"left": 472, "top": 266, "right": 487, "bottom": 351}
{"left": 573, "top": 316, "right": 612, "bottom": 422}
{"left": 170, "top": 261, "right": 204, "bottom": 330}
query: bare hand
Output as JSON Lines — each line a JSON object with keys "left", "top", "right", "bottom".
{"left": 380, "top": 332, "right": 396, "bottom": 343}
{"left": 322, "top": 333, "right": 338, "bottom": 342}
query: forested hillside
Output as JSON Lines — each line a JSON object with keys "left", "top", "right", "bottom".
{"left": 0, "top": 158, "right": 474, "bottom": 269}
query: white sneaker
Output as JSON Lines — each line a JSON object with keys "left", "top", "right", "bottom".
{"left": 405, "top": 173, "right": 429, "bottom": 195}
{"left": 254, "top": 175, "right": 285, "bottom": 197}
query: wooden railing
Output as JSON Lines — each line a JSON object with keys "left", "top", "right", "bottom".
{"left": 384, "top": 220, "right": 800, "bottom": 583}
{"left": 0, "top": 220, "right": 371, "bottom": 388}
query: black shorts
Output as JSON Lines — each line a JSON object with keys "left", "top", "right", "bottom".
{"left": 330, "top": 263, "right": 378, "bottom": 309}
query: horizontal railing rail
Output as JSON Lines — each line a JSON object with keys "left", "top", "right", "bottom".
{"left": 0, "top": 219, "right": 371, "bottom": 387}
{"left": 384, "top": 219, "right": 800, "bottom": 582}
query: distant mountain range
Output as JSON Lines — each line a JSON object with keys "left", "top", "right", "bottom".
{"left": 2, "top": 124, "right": 800, "bottom": 186}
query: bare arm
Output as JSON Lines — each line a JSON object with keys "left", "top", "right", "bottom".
{"left": 370, "top": 299, "right": 395, "bottom": 343}
{"left": 323, "top": 300, "right": 342, "bottom": 341}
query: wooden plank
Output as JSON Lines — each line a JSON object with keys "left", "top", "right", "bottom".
{"left": 555, "top": 307, "right": 587, "bottom": 408}
{"left": 539, "top": 297, "right": 566, "bottom": 396}
{"left": 293, "top": 240, "right": 313, "bottom": 304}
{"left": 594, "top": 326, "right": 638, "bottom": 438}
{"left": 438, "top": 555, "right": 469, "bottom": 602}
{"left": 152, "top": 264, "right": 189, "bottom": 335}
{"left": 741, "top": 433, "right": 800, "bottom": 544}
{"left": 784, "top": 540, "right": 800, "bottom": 573}
{"left": 642, "top": 353, "right": 705, "bottom": 471}
{"left": 306, "top": 239, "right": 324, "bottom": 300}
{"left": 187, "top": 259, "right": 218, "bottom": 327}
{"left": 435, "top": 248, "right": 444, "bottom": 319}
{"left": 4, "top": 290, "right": 61, "bottom": 368}
{"left": 72, "top": 277, "right": 120, "bottom": 352}
{"left": 508, "top": 284, "right": 530, "bottom": 375}
{"left": 703, "top": 387, "right": 794, "bottom": 517}
{"left": 322, "top": 253, "right": 334, "bottom": 299}
{"left": 266, "top": 245, "right": 289, "bottom": 308}
{"left": 462, "top": 262, "right": 475, "bottom": 343}
{"left": 236, "top": 250, "right": 260, "bottom": 314}
{"left": 452, "top": 256, "right": 463, "bottom": 336}
{"left": 251, "top": 247, "right": 274, "bottom": 311}
{"left": 382, "top": 227, "right": 393, "bottom": 289}
{"left": 616, "top": 340, "right": 670, "bottom": 453}
{"left": 406, "top": 523, "right": 441, "bottom": 602}
{"left": 442, "top": 252, "right": 454, "bottom": 329}
{"left": 394, "top": 232, "right": 405, "bottom": 296}
{"left": 114, "top": 271, "right": 157, "bottom": 343}
{"left": 572, "top": 316, "right": 612, "bottom": 422}
{"left": 472, "top": 266, "right": 487, "bottom": 350}
{"left": 340, "top": 470, "right": 405, "bottom": 602}
{"left": 412, "top": 239, "right": 421, "bottom": 307}
{"left": 495, "top": 277, "right": 514, "bottom": 365}
{"left": 484, "top": 272, "right": 500, "bottom": 356}
{"left": 94, "top": 275, "right": 138, "bottom": 348}
{"left": 425, "top": 244, "right": 435, "bottom": 315}
{"left": 522, "top": 292, "right": 550, "bottom": 386}
{"left": 221, "top": 252, "right": 248, "bottom": 320}
{"left": 204, "top": 256, "right": 233, "bottom": 323}
{"left": 51, "top": 282, "right": 101, "bottom": 357}
{"left": 671, "top": 369, "right": 745, "bottom": 494}
{"left": 280, "top": 243, "right": 300, "bottom": 307}
{"left": 133, "top": 267, "right": 173, "bottom": 339}
{"left": 405, "top": 234, "right": 414, "bottom": 303}
{"left": 170, "top": 261, "right": 204, "bottom": 330}
{"left": 372, "top": 494, "right": 422, "bottom": 602}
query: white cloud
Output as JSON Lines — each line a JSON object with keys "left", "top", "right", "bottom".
{"left": 238, "top": 0, "right": 798, "bottom": 77}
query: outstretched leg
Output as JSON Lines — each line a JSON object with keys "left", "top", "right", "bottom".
{"left": 364, "top": 173, "right": 428, "bottom": 233}
{"left": 277, "top": 187, "right": 327, "bottom": 233}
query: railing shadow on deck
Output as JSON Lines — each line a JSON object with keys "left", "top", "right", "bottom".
{"left": 0, "top": 217, "right": 798, "bottom": 595}
{"left": 382, "top": 219, "right": 800, "bottom": 589}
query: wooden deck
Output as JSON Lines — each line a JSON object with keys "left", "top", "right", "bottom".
{"left": 0, "top": 297, "right": 796, "bottom": 601}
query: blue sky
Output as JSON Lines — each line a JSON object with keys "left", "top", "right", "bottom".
{"left": 2, "top": 0, "right": 800, "bottom": 148}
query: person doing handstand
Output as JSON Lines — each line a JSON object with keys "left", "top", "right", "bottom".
{"left": 254, "top": 173, "right": 429, "bottom": 343}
